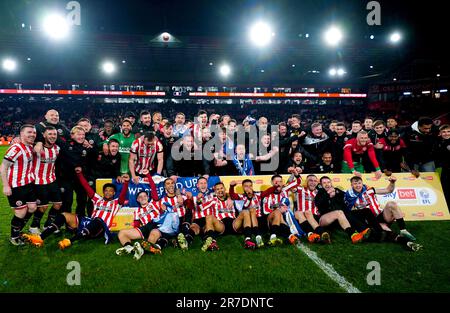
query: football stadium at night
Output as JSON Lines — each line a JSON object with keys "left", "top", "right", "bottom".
{"left": 0, "top": 0, "right": 449, "bottom": 306}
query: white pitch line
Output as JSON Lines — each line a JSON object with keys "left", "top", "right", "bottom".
{"left": 296, "top": 243, "right": 361, "bottom": 293}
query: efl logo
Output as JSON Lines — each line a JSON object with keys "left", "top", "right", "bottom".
{"left": 333, "top": 178, "right": 340, "bottom": 182}
{"left": 421, "top": 176, "right": 433, "bottom": 181}
{"left": 398, "top": 189, "right": 416, "bottom": 199}
{"left": 432, "top": 212, "right": 444, "bottom": 217}
{"left": 412, "top": 212, "right": 425, "bottom": 218}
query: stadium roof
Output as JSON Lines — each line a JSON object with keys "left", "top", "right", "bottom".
{"left": 0, "top": 0, "right": 447, "bottom": 86}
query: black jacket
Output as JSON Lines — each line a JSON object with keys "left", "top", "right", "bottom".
{"left": 85, "top": 131, "right": 103, "bottom": 151}
{"left": 403, "top": 123, "right": 437, "bottom": 166}
{"left": 58, "top": 140, "right": 97, "bottom": 180}
{"left": 35, "top": 121, "right": 70, "bottom": 144}
{"left": 434, "top": 138, "right": 450, "bottom": 170}
{"left": 89, "top": 152, "right": 121, "bottom": 180}
{"left": 314, "top": 187, "right": 346, "bottom": 216}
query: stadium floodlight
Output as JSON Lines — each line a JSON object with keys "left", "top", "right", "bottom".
{"left": 219, "top": 64, "right": 231, "bottom": 77}
{"left": 324, "top": 26, "right": 343, "bottom": 46}
{"left": 337, "top": 68, "right": 346, "bottom": 76}
{"left": 102, "top": 61, "right": 116, "bottom": 75}
{"left": 249, "top": 21, "right": 274, "bottom": 47}
{"left": 42, "top": 13, "right": 70, "bottom": 40}
{"left": 2, "top": 58, "right": 17, "bottom": 72}
{"left": 370, "top": 35, "right": 375, "bottom": 40}
{"left": 389, "top": 32, "right": 402, "bottom": 44}
{"left": 328, "top": 68, "right": 337, "bottom": 76}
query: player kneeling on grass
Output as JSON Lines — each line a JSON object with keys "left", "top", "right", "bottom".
{"left": 185, "top": 177, "right": 213, "bottom": 248}
{"left": 314, "top": 176, "right": 371, "bottom": 244}
{"left": 261, "top": 172, "right": 302, "bottom": 247}
{"left": 344, "top": 176, "right": 422, "bottom": 252}
{"left": 23, "top": 167, "right": 129, "bottom": 249}
{"left": 115, "top": 174, "right": 161, "bottom": 260}
{"left": 199, "top": 182, "right": 237, "bottom": 251}
{"left": 294, "top": 174, "right": 330, "bottom": 244}
{"left": 157, "top": 177, "right": 193, "bottom": 251}
{"left": 139, "top": 202, "right": 181, "bottom": 256}
{"left": 229, "top": 179, "right": 278, "bottom": 249}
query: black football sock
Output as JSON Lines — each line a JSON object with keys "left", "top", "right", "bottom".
{"left": 300, "top": 221, "right": 313, "bottom": 234}
{"left": 31, "top": 210, "right": 44, "bottom": 228}
{"left": 252, "top": 227, "right": 261, "bottom": 237}
{"left": 22, "top": 211, "right": 33, "bottom": 230}
{"left": 185, "top": 228, "right": 196, "bottom": 244}
{"left": 11, "top": 216, "right": 24, "bottom": 239}
{"left": 279, "top": 224, "right": 291, "bottom": 239}
{"left": 243, "top": 226, "right": 252, "bottom": 240}
{"left": 44, "top": 207, "right": 58, "bottom": 227}
{"left": 40, "top": 214, "right": 66, "bottom": 240}
{"left": 203, "top": 230, "right": 214, "bottom": 241}
{"left": 344, "top": 227, "right": 356, "bottom": 238}
{"left": 314, "top": 226, "right": 325, "bottom": 235}
{"left": 271, "top": 225, "right": 280, "bottom": 237}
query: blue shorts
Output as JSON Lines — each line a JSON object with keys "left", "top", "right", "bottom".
{"left": 76, "top": 215, "right": 113, "bottom": 244}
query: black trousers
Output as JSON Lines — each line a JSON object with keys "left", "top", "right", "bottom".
{"left": 59, "top": 177, "right": 88, "bottom": 216}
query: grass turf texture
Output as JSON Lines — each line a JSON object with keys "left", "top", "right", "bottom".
{"left": 0, "top": 146, "right": 449, "bottom": 293}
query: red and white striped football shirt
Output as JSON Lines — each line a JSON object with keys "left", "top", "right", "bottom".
{"left": 261, "top": 177, "right": 300, "bottom": 215}
{"left": 202, "top": 196, "right": 236, "bottom": 220}
{"left": 33, "top": 144, "right": 60, "bottom": 185}
{"left": 134, "top": 200, "right": 161, "bottom": 226}
{"left": 159, "top": 194, "right": 187, "bottom": 217}
{"left": 234, "top": 192, "right": 263, "bottom": 217}
{"left": 192, "top": 192, "right": 214, "bottom": 219}
{"left": 295, "top": 187, "right": 318, "bottom": 215}
{"left": 4, "top": 143, "right": 35, "bottom": 188}
{"left": 90, "top": 193, "right": 123, "bottom": 229}
{"left": 130, "top": 137, "right": 163, "bottom": 175}
{"left": 353, "top": 187, "right": 383, "bottom": 216}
